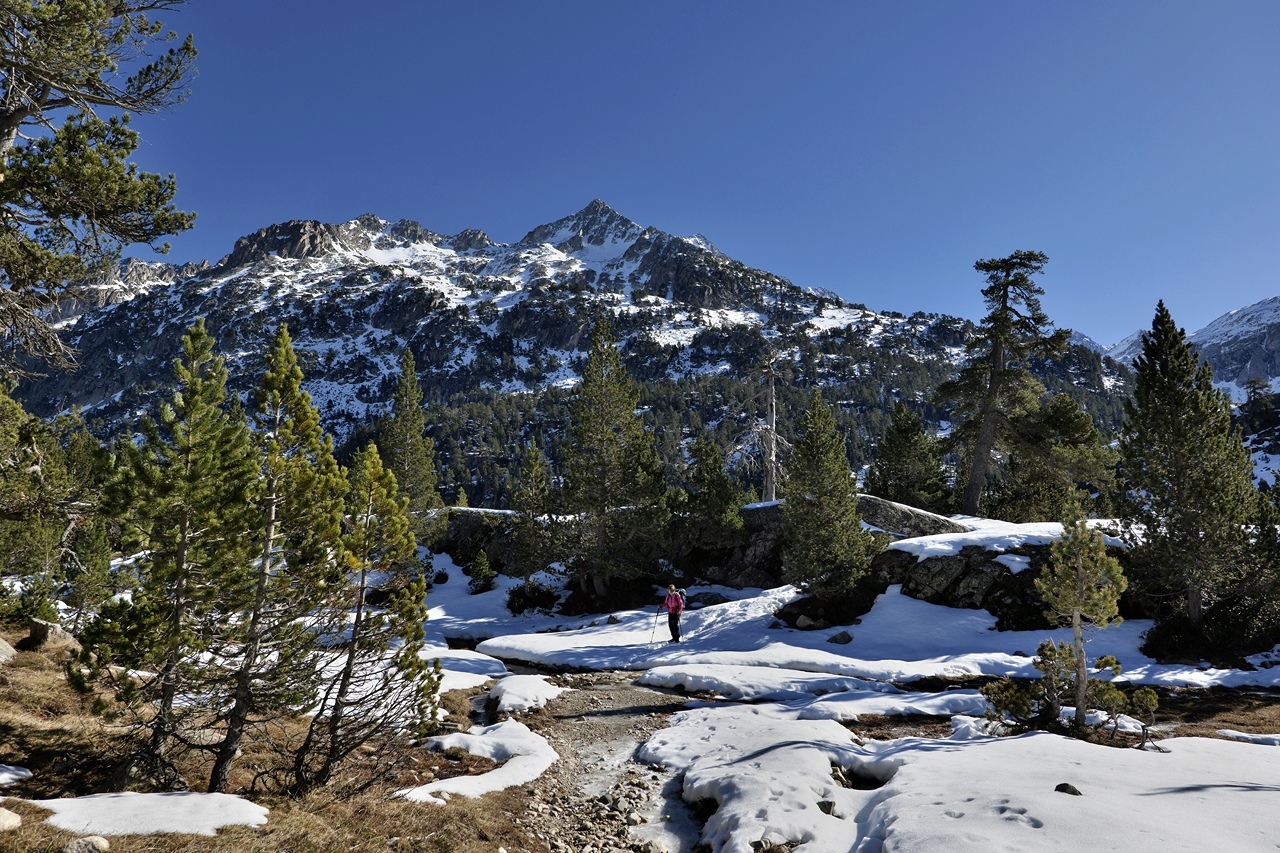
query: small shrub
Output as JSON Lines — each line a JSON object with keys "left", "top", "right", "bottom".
{"left": 468, "top": 551, "right": 495, "bottom": 595}
{"left": 507, "top": 582, "right": 558, "bottom": 615}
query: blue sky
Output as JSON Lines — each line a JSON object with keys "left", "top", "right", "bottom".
{"left": 126, "top": 1, "right": 1280, "bottom": 346}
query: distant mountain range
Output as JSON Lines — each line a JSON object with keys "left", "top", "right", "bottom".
{"left": 13, "top": 201, "right": 1134, "bottom": 443}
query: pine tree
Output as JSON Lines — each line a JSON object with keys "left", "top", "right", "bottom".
{"left": 84, "top": 319, "right": 259, "bottom": 760}
{"left": 468, "top": 549, "right": 495, "bottom": 594}
{"left": 0, "top": 2, "right": 196, "bottom": 371}
{"left": 782, "top": 389, "right": 880, "bottom": 595}
{"left": 865, "top": 402, "right": 946, "bottom": 512}
{"left": 687, "top": 432, "right": 747, "bottom": 535}
{"left": 988, "top": 394, "right": 1117, "bottom": 523}
{"left": 935, "top": 251, "right": 1069, "bottom": 515}
{"left": 290, "top": 443, "right": 439, "bottom": 793}
{"left": 561, "top": 319, "right": 668, "bottom": 596}
{"left": 1037, "top": 500, "right": 1127, "bottom": 731}
{"left": 207, "top": 324, "right": 348, "bottom": 793}
{"left": 63, "top": 517, "right": 113, "bottom": 634}
{"left": 508, "top": 445, "right": 559, "bottom": 584}
{"left": 1119, "top": 301, "right": 1256, "bottom": 627}
{"left": 377, "top": 348, "right": 443, "bottom": 542}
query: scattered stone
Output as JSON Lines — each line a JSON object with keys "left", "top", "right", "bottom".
{"left": 767, "top": 620, "right": 783, "bottom": 629}
{"left": 1055, "top": 782, "right": 1083, "bottom": 796}
{"left": 827, "top": 630, "right": 853, "bottom": 645}
{"left": 0, "top": 808, "right": 20, "bottom": 831}
{"left": 0, "top": 638, "right": 15, "bottom": 665}
{"left": 817, "top": 800, "right": 835, "bottom": 815}
{"left": 62, "top": 838, "right": 110, "bottom": 853}
{"left": 795, "top": 615, "right": 816, "bottom": 630}
{"left": 607, "top": 615, "right": 621, "bottom": 624}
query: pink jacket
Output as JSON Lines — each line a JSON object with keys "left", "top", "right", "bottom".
{"left": 662, "top": 591, "right": 684, "bottom": 614}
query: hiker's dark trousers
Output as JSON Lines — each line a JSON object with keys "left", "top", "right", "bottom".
{"left": 668, "top": 612, "right": 681, "bottom": 642}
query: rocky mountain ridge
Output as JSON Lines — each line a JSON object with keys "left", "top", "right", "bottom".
{"left": 15, "top": 201, "right": 1126, "bottom": 448}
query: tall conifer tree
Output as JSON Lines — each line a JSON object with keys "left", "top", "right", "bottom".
{"left": 207, "top": 324, "right": 348, "bottom": 792}
{"left": 936, "top": 251, "right": 1069, "bottom": 515}
{"left": 86, "top": 319, "right": 258, "bottom": 759}
{"left": 865, "top": 402, "right": 946, "bottom": 512}
{"left": 561, "top": 319, "right": 668, "bottom": 595}
{"left": 290, "top": 443, "right": 439, "bottom": 793}
{"left": 378, "top": 348, "right": 443, "bottom": 541}
{"left": 1119, "top": 301, "right": 1256, "bottom": 626}
{"left": 509, "top": 445, "right": 559, "bottom": 584}
{"left": 782, "top": 390, "right": 879, "bottom": 595}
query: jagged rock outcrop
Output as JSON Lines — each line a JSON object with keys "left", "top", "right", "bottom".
{"left": 871, "top": 544, "right": 1050, "bottom": 630}
{"left": 216, "top": 219, "right": 348, "bottom": 269}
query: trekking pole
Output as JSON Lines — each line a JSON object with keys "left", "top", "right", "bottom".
{"left": 649, "top": 607, "right": 661, "bottom": 644}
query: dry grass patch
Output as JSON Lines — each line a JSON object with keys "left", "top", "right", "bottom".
{"left": 1153, "top": 685, "right": 1280, "bottom": 739}
{"left": 0, "top": 785, "right": 544, "bottom": 853}
{"left": 847, "top": 714, "right": 955, "bottom": 741}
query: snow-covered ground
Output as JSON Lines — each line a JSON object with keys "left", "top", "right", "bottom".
{"left": 9, "top": 528, "right": 1280, "bottom": 849}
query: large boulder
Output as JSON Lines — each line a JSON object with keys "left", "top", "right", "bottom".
{"left": 856, "top": 495, "right": 970, "bottom": 538}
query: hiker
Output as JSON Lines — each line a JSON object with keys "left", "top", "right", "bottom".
{"left": 660, "top": 584, "right": 684, "bottom": 643}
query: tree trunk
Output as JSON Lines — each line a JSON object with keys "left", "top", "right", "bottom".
{"left": 1072, "top": 611, "right": 1087, "bottom": 732}
{"left": 1188, "top": 584, "right": 1203, "bottom": 624}
{"left": 764, "top": 370, "right": 777, "bottom": 503}
{"left": 960, "top": 334, "right": 1006, "bottom": 516}
{"left": 209, "top": 478, "right": 279, "bottom": 793}
{"left": 152, "top": 507, "right": 191, "bottom": 758}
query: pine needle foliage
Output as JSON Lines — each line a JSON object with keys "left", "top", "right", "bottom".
{"left": 82, "top": 319, "right": 259, "bottom": 760}
{"left": 561, "top": 319, "right": 668, "bottom": 595}
{"left": 865, "top": 402, "right": 946, "bottom": 512}
{"left": 377, "top": 349, "right": 444, "bottom": 543}
{"left": 1037, "top": 500, "right": 1127, "bottom": 730}
{"left": 508, "top": 444, "right": 560, "bottom": 584}
{"left": 686, "top": 431, "right": 747, "bottom": 536}
{"left": 782, "top": 389, "right": 880, "bottom": 595}
{"left": 207, "top": 324, "right": 348, "bottom": 793}
{"left": 288, "top": 443, "right": 440, "bottom": 795}
{"left": 1119, "top": 301, "right": 1257, "bottom": 627}
{"left": 0, "top": 1, "right": 197, "bottom": 371}
{"left": 986, "top": 393, "right": 1117, "bottom": 523}
{"left": 935, "top": 251, "right": 1069, "bottom": 515}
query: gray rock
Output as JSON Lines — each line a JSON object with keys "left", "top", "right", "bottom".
{"left": 827, "top": 631, "right": 853, "bottom": 645}
{"left": 28, "top": 617, "right": 81, "bottom": 652}
{"left": 62, "top": 838, "right": 110, "bottom": 853}
{"left": 0, "top": 638, "right": 15, "bottom": 665}
{"left": 1055, "top": 782, "right": 1083, "bottom": 796}
{"left": 607, "top": 615, "right": 621, "bottom": 624}
{"left": 0, "top": 807, "right": 19, "bottom": 831}
{"left": 795, "top": 615, "right": 816, "bottom": 630}
{"left": 856, "top": 494, "right": 971, "bottom": 538}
